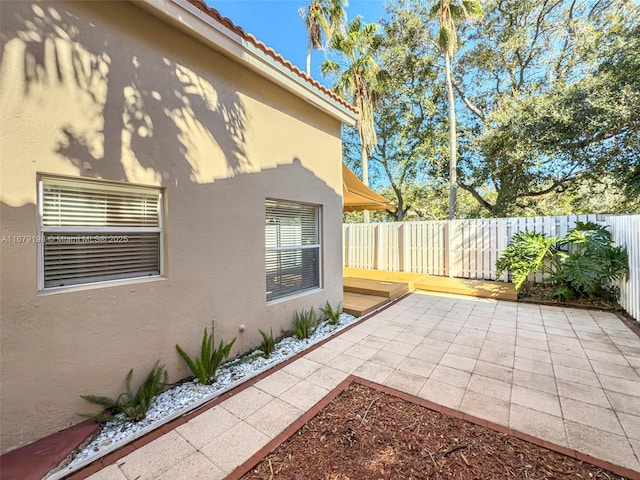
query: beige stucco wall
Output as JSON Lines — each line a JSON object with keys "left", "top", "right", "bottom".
{"left": 0, "top": 1, "right": 345, "bottom": 452}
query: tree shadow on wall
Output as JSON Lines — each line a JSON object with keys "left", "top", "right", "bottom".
{"left": 0, "top": 1, "right": 251, "bottom": 185}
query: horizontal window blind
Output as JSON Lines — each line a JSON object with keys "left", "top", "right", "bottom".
{"left": 266, "top": 199, "right": 320, "bottom": 301}
{"left": 40, "top": 177, "right": 162, "bottom": 289}
{"left": 42, "top": 180, "right": 159, "bottom": 227}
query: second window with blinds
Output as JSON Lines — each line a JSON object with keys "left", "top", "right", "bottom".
{"left": 265, "top": 199, "right": 321, "bottom": 302}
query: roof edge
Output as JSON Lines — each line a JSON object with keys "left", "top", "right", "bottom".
{"left": 135, "top": 0, "right": 358, "bottom": 126}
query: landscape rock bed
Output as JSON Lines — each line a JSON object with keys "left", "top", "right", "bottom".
{"left": 65, "top": 313, "right": 358, "bottom": 469}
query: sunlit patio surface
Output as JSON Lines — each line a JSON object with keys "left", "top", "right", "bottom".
{"left": 81, "top": 291, "right": 640, "bottom": 479}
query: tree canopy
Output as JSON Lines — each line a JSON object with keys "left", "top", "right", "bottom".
{"left": 325, "top": 0, "right": 640, "bottom": 220}
{"left": 455, "top": 0, "right": 640, "bottom": 216}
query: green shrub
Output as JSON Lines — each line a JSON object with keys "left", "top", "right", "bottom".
{"left": 496, "top": 221, "right": 628, "bottom": 300}
{"left": 551, "top": 222, "right": 628, "bottom": 299}
{"left": 496, "top": 230, "right": 558, "bottom": 290}
{"left": 320, "top": 301, "right": 342, "bottom": 325}
{"left": 81, "top": 360, "right": 168, "bottom": 423}
{"left": 258, "top": 328, "right": 276, "bottom": 358}
{"left": 176, "top": 328, "right": 236, "bottom": 384}
{"left": 293, "top": 308, "right": 319, "bottom": 339}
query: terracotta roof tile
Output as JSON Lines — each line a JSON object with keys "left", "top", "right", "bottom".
{"left": 186, "top": 0, "right": 357, "bottom": 115}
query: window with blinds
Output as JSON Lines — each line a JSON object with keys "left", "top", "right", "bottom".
{"left": 38, "top": 176, "right": 163, "bottom": 290}
{"left": 266, "top": 199, "right": 320, "bottom": 302}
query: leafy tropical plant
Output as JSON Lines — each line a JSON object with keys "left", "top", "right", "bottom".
{"left": 320, "top": 301, "right": 342, "bottom": 325}
{"left": 496, "top": 230, "right": 558, "bottom": 290}
{"left": 176, "top": 328, "right": 236, "bottom": 384}
{"left": 258, "top": 328, "right": 276, "bottom": 358}
{"left": 81, "top": 360, "right": 168, "bottom": 423}
{"left": 550, "top": 222, "right": 629, "bottom": 300}
{"left": 292, "top": 308, "right": 320, "bottom": 339}
{"left": 496, "top": 222, "right": 628, "bottom": 300}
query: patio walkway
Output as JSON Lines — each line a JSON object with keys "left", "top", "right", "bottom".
{"left": 83, "top": 292, "right": 640, "bottom": 480}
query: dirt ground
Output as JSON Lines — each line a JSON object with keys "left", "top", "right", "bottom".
{"left": 242, "top": 382, "right": 624, "bottom": 480}
{"left": 518, "top": 281, "right": 638, "bottom": 328}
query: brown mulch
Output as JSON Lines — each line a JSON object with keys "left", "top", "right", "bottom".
{"left": 518, "top": 281, "right": 639, "bottom": 329}
{"left": 518, "top": 281, "right": 621, "bottom": 310}
{"left": 242, "top": 383, "right": 624, "bottom": 480}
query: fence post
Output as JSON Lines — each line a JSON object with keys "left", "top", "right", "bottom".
{"left": 398, "top": 223, "right": 407, "bottom": 272}
{"left": 497, "top": 219, "right": 508, "bottom": 282}
{"left": 343, "top": 224, "right": 350, "bottom": 268}
{"left": 374, "top": 224, "right": 382, "bottom": 270}
{"left": 447, "top": 221, "right": 455, "bottom": 278}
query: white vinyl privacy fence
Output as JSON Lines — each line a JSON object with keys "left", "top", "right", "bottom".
{"left": 343, "top": 214, "right": 640, "bottom": 320}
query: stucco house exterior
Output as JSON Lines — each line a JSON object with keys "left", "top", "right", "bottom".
{"left": 0, "top": 0, "right": 357, "bottom": 453}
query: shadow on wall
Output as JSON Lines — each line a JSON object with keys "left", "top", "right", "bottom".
{"left": 0, "top": 1, "right": 251, "bottom": 207}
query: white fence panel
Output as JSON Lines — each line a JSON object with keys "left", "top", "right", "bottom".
{"left": 404, "top": 221, "right": 447, "bottom": 275}
{"left": 377, "top": 223, "right": 401, "bottom": 271}
{"left": 605, "top": 214, "right": 640, "bottom": 321}
{"left": 343, "top": 213, "right": 639, "bottom": 319}
{"left": 343, "top": 223, "right": 376, "bottom": 269}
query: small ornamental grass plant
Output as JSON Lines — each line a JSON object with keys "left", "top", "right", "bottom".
{"left": 81, "top": 360, "right": 168, "bottom": 423}
{"left": 258, "top": 328, "right": 277, "bottom": 358}
{"left": 320, "top": 301, "right": 342, "bottom": 325}
{"left": 176, "top": 327, "right": 236, "bottom": 384}
{"left": 292, "top": 308, "right": 320, "bottom": 339}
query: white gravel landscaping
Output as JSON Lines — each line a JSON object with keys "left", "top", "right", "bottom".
{"left": 54, "top": 312, "right": 358, "bottom": 477}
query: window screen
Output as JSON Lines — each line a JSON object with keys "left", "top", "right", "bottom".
{"left": 266, "top": 199, "right": 320, "bottom": 301}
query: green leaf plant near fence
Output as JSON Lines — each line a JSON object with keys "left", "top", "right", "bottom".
{"left": 496, "top": 221, "right": 629, "bottom": 301}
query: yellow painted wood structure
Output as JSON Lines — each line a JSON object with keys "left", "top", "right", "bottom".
{"left": 343, "top": 267, "right": 517, "bottom": 317}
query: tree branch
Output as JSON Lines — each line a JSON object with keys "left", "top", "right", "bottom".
{"left": 452, "top": 79, "right": 485, "bottom": 120}
{"left": 522, "top": 178, "right": 570, "bottom": 197}
{"left": 458, "top": 180, "right": 494, "bottom": 212}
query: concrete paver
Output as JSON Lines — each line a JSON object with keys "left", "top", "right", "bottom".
{"left": 176, "top": 406, "right": 241, "bottom": 449}
{"left": 87, "top": 292, "right": 640, "bottom": 479}
{"left": 509, "top": 404, "right": 567, "bottom": 446}
{"left": 566, "top": 422, "right": 640, "bottom": 472}
{"left": 252, "top": 371, "right": 299, "bottom": 398}
{"left": 245, "top": 398, "right": 303, "bottom": 437}
{"left": 156, "top": 452, "right": 225, "bottom": 480}
{"left": 117, "top": 430, "right": 195, "bottom": 480}
{"left": 383, "top": 370, "right": 428, "bottom": 396}
{"left": 512, "top": 369, "right": 557, "bottom": 394}
{"left": 418, "top": 378, "right": 466, "bottom": 409}
{"left": 221, "top": 386, "right": 274, "bottom": 418}
{"left": 279, "top": 379, "right": 329, "bottom": 411}
{"left": 200, "top": 421, "right": 269, "bottom": 474}
{"left": 305, "top": 365, "right": 349, "bottom": 390}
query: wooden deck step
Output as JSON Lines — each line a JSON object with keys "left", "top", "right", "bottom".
{"left": 343, "top": 292, "right": 389, "bottom": 317}
{"left": 344, "top": 277, "right": 409, "bottom": 300}
{"left": 344, "top": 268, "right": 517, "bottom": 302}
{"left": 414, "top": 277, "right": 518, "bottom": 301}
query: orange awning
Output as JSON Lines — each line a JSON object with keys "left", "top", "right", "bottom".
{"left": 342, "top": 163, "right": 394, "bottom": 212}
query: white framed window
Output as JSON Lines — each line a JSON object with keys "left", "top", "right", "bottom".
{"left": 37, "top": 175, "right": 164, "bottom": 291}
{"left": 266, "top": 199, "right": 321, "bottom": 302}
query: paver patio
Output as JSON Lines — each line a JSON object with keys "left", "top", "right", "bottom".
{"left": 84, "top": 292, "right": 640, "bottom": 479}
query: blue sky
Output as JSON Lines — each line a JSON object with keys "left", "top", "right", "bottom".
{"left": 210, "top": 1, "right": 388, "bottom": 87}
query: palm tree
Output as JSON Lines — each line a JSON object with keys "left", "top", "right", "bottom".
{"left": 300, "top": 0, "right": 348, "bottom": 76}
{"left": 430, "top": 0, "right": 482, "bottom": 220}
{"left": 321, "top": 17, "right": 383, "bottom": 222}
